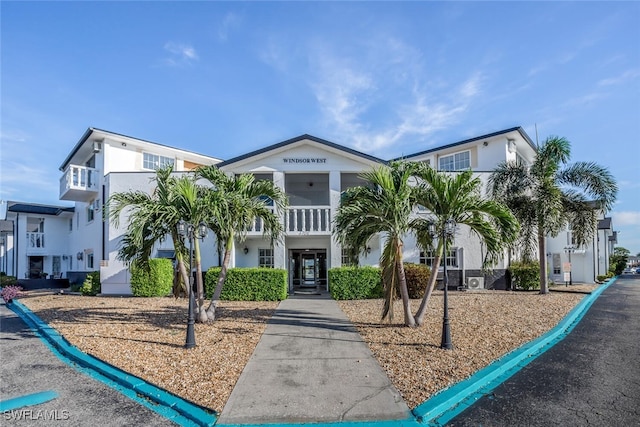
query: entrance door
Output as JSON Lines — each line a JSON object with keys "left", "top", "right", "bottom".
{"left": 289, "top": 249, "right": 328, "bottom": 292}
{"left": 301, "top": 254, "right": 317, "bottom": 287}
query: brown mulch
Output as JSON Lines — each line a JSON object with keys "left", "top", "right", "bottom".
{"left": 17, "top": 287, "right": 594, "bottom": 413}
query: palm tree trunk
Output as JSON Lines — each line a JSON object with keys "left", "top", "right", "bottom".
{"left": 396, "top": 244, "right": 416, "bottom": 327}
{"left": 538, "top": 229, "right": 549, "bottom": 294}
{"left": 175, "top": 253, "right": 190, "bottom": 298}
{"left": 193, "top": 239, "right": 208, "bottom": 323}
{"left": 414, "top": 250, "right": 442, "bottom": 326}
{"left": 206, "top": 235, "right": 233, "bottom": 321}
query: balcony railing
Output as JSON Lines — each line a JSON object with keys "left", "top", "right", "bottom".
{"left": 285, "top": 206, "right": 331, "bottom": 234}
{"left": 26, "top": 232, "right": 45, "bottom": 250}
{"left": 60, "top": 165, "right": 99, "bottom": 201}
{"left": 246, "top": 206, "right": 332, "bottom": 235}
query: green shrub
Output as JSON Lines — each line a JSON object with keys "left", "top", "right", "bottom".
{"left": 329, "top": 266, "right": 382, "bottom": 300}
{"left": 0, "top": 275, "right": 18, "bottom": 287}
{"left": 596, "top": 274, "right": 609, "bottom": 282}
{"left": 81, "top": 271, "right": 101, "bottom": 296}
{"left": 509, "top": 261, "right": 540, "bottom": 291}
{"left": 130, "top": 259, "right": 173, "bottom": 297}
{"left": 403, "top": 263, "right": 432, "bottom": 299}
{"left": 205, "top": 267, "right": 287, "bottom": 301}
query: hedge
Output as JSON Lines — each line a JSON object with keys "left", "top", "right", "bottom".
{"left": 403, "top": 263, "right": 432, "bottom": 299}
{"left": 329, "top": 266, "right": 382, "bottom": 300}
{"left": 80, "top": 271, "right": 101, "bottom": 296}
{"left": 130, "top": 258, "right": 173, "bottom": 297}
{"left": 509, "top": 261, "right": 540, "bottom": 291}
{"left": 205, "top": 267, "right": 287, "bottom": 301}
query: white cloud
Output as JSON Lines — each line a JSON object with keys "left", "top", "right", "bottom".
{"left": 218, "top": 12, "right": 241, "bottom": 42}
{"left": 598, "top": 69, "right": 640, "bottom": 86}
{"left": 613, "top": 211, "right": 640, "bottom": 226}
{"left": 163, "top": 42, "right": 199, "bottom": 66}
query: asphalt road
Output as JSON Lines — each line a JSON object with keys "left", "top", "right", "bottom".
{"left": 0, "top": 303, "right": 174, "bottom": 426}
{"left": 447, "top": 275, "right": 640, "bottom": 427}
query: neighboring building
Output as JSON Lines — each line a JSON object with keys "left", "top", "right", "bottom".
{"left": 0, "top": 126, "right": 613, "bottom": 294}
{"left": 0, "top": 201, "right": 74, "bottom": 280}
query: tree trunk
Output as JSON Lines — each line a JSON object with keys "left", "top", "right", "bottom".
{"left": 414, "top": 249, "right": 442, "bottom": 326}
{"left": 538, "top": 229, "right": 549, "bottom": 294}
{"left": 206, "top": 235, "right": 233, "bottom": 322}
{"left": 194, "top": 238, "right": 208, "bottom": 323}
{"left": 396, "top": 243, "right": 416, "bottom": 327}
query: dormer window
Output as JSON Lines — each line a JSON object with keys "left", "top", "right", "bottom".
{"left": 439, "top": 151, "right": 470, "bottom": 171}
{"left": 143, "top": 152, "right": 175, "bottom": 170}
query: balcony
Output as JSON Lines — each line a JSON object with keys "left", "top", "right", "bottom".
{"left": 26, "top": 232, "right": 45, "bottom": 254}
{"left": 246, "top": 206, "right": 332, "bottom": 236}
{"left": 285, "top": 206, "right": 331, "bottom": 235}
{"left": 60, "top": 165, "right": 99, "bottom": 202}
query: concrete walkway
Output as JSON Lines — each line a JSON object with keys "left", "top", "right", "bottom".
{"left": 217, "top": 293, "right": 411, "bottom": 425}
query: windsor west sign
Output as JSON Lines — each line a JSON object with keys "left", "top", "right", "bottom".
{"left": 283, "top": 158, "right": 327, "bottom": 164}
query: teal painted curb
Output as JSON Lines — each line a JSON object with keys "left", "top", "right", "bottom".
{"left": 0, "top": 390, "right": 58, "bottom": 412}
{"left": 413, "top": 277, "right": 618, "bottom": 426}
{"left": 7, "top": 300, "right": 217, "bottom": 427}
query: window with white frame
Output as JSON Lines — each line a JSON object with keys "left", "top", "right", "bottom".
{"left": 552, "top": 253, "right": 561, "bottom": 275}
{"left": 438, "top": 151, "right": 470, "bottom": 171}
{"left": 87, "top": 252, "right": 94, "bottom": 269}
{"left": 143, "top": 152, "right": 175, "bottom": 170}
{"left": 341, "top": 248, "right": 355, "bottom": 266}
{"left": 419, "top": 249, "right": 458, "bottom": 268}
{"left": 86, "top": 204, "right": 95, "bottom": 223}
{"left": 69, "top": 218, "right": 73, "bottom": 232}
{"left": 258, "top": 248, "right": 274, "bottom": 268}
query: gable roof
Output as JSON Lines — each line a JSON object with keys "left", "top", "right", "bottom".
{"left": 393, "top": 126, "right": 536, "bottom": 161}
{"left": 215, "top": 134, "right": 387, "bottom": 168}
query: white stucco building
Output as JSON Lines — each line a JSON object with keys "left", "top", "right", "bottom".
{"left": 0, "top": 126, "right": 614, "bottom": 293}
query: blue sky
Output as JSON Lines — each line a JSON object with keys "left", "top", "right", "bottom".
{"left": 1, "top": 1, "right": 639, "bottom": 254}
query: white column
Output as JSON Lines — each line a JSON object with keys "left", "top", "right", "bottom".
{"left": 329, "top": 171, "right": 341, "bottom": 269}
{"left": 272, "top": 171, "right": 287, "bottom": 270}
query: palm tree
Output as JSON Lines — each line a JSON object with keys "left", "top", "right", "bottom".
{"left": 107, "top": 166, "right": 191, "bottom": 300}
{"left": 195, "top": 166, "right": 288, "bottom": 322}
{"left": 411, "top": 166, "right": 520, "bottom": 326}
{"left": 489, "top": 136, "right": 618, "bottom": 294}
{"left": 334, "top": 161, "right": 421, "bottom": 327}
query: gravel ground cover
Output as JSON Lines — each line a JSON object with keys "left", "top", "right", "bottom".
{"left": 17, "top": 286, "right": 596, "bottom": 413}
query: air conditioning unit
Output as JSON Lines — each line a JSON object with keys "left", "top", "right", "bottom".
{"left": 93, "top": 141, "right": 102, "bottom": 153}
{"left": 467, "top": 276, "right": 485, "bottom": 290}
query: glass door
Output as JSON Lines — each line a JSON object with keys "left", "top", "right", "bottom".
{"left": 301, "top": 253, "right": 317, "bottom": 287}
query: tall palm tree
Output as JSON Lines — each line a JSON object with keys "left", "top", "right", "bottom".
{"left": 489, "top": 136, "right": 618, "bottom": 294}
{"left": 411, "top": 166, "right": 520, "bottom": 326}
{"left": 107, "top": 166, "right": 190, "bottom": 300}
{"left": 195, "top": 166, "right": 288, "bottom": 322}
{"left": 334, "top": 161, "right": 421, "bottom": 327}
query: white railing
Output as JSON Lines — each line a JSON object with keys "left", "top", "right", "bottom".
{"left": 60, "top": 165, "right": 99, "bottom": 195}
{"left": 285, "top": 206, "right": 331, "bottom": 234}
{"left": 26, "top": 232, "right": 45, "bottom": 249}
{"left": 245, "top": 206, "right": 332, "bottom": 234}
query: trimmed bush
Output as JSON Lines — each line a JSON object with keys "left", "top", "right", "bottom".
{"left": 329, "top": 266, "right": 382, "bottom": 300}
{"left": 0, "top": 274, "right": 18, "bottom": 287}
{"left": 205, "top": 267, "right": 287, "bottom": 301}
{"left": 130, "top": 259, "right": 173, "bottom": 297}
{"left": 509, "top": 262, "right": 540, "bottom": 291}
{"left": 80, "top": 271, "right": 101, "bottom": 296}
{"left": 403, "top": 263, "right": 432, "bottom": 299}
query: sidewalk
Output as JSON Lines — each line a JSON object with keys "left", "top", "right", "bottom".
{"left": 217, "top": 293, "right": 412, "bottom": 425}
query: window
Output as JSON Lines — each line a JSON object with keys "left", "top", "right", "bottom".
{"left": 69, "top": 218, "right": 73, "bottom": 232}
{"left": 143, "top": 152, "right": 175, "bottom": 170}
{"left": 258, "top": 248, "right": 274, "bottom": 268}
{"left": 87, "top": 204, "right": 95, "bottom": 223}
{"left": 439, "top": 151, "right": 470, "bottom": 171}
{"left": 87, "top": 252, "right": 94, "bottom": 269}
{"left": 419, "top": 249, "right": 458, "bottom": 268}
{"left": 553, "top": 254, "right": 561, "bottom": 275}
{"left": 341, "top": 248, "right": 356, "bottom": 266}
{"left": 52, "top": 256, "right": 61, "bottom": 277}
